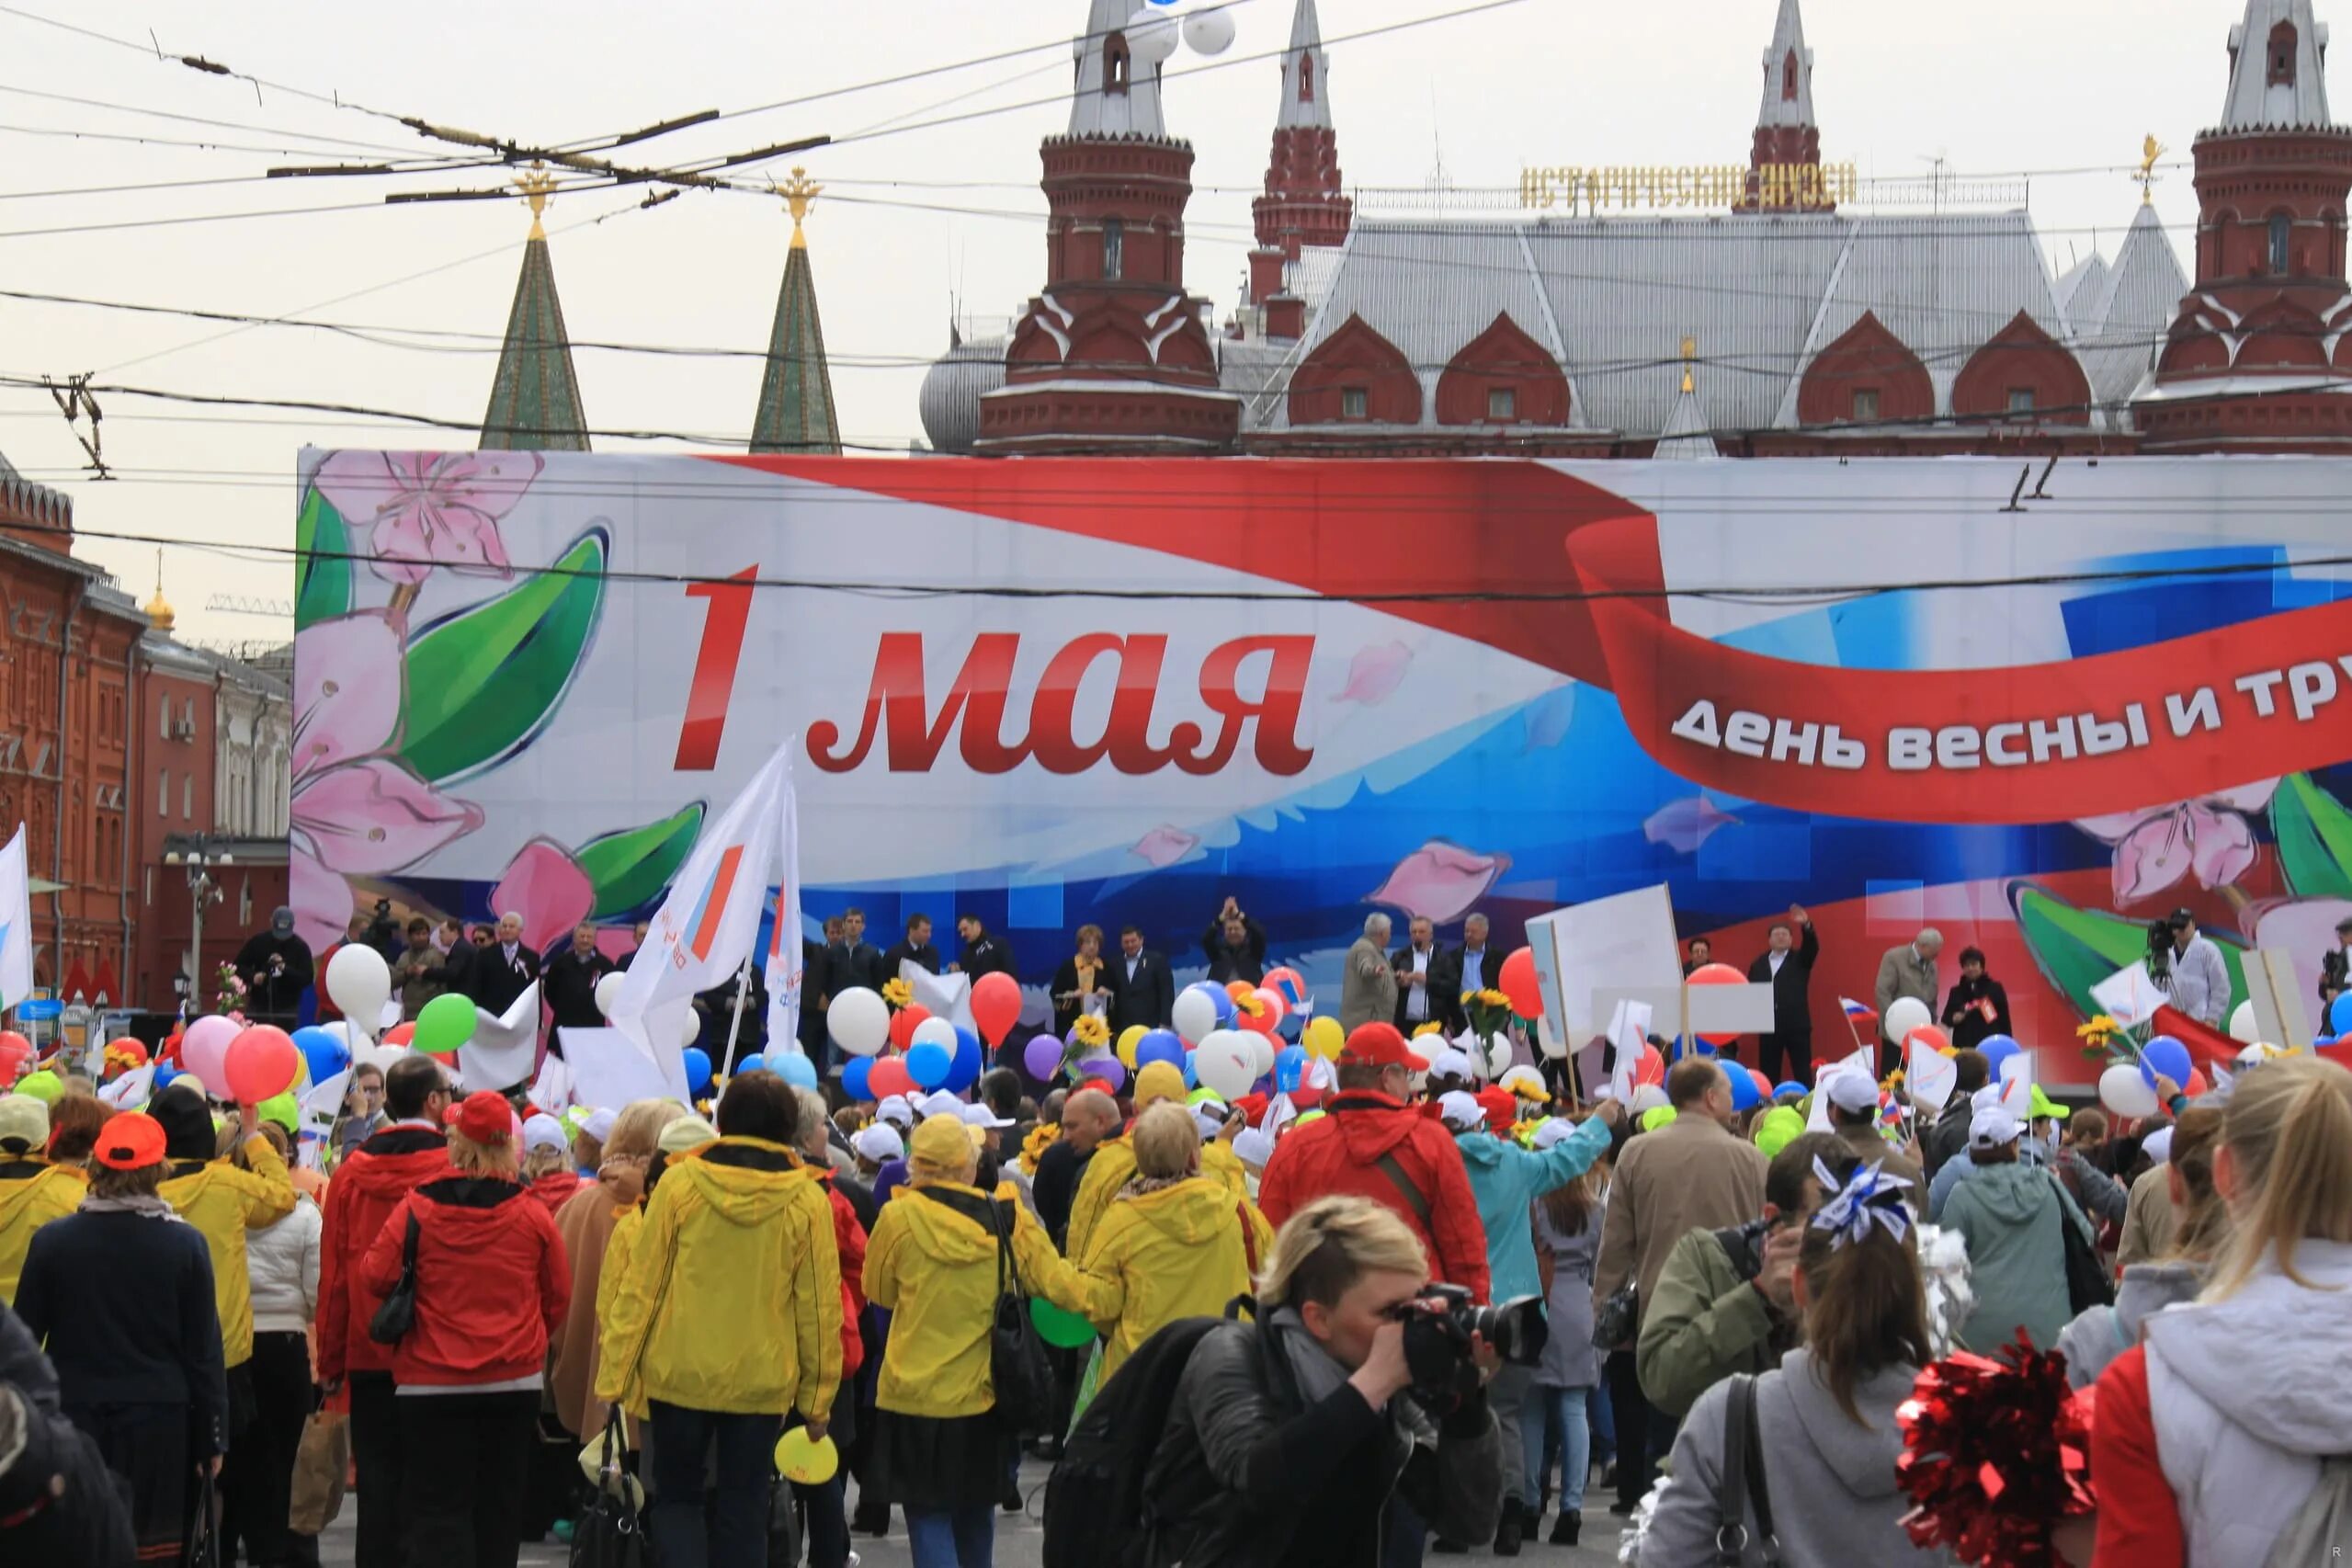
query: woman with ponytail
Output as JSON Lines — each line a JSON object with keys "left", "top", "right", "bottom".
{"left": 2090, "top": 1055, "right": 2352, "bottom": 1567}
{"left": 1639, "top": 1157, "right": 1949, "bottom": 1566}
{"left": 2055, "top": 1105, "right": 2225, "bottom": 1390}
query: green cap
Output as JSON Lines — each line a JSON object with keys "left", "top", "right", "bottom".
{"left": 1641, "top": 1105, "right": 1679, "bottom": 1133}
{"left": 2028, "top": 1084, "right": 2071, "bottom": 1121}
{"left": 1752, "top": 1104, "right": 1806, "bottom": 1158}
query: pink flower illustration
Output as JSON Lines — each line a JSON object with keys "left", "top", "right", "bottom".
{"left": 290, "top": 612, "right": 484, "bottom": 949}
{"left": 1333, "top": 641, "right": 1412, "bottom": 706}
{"left": 2074, "top": 780, "right": 2278, "bottom": 904}
{"left": 491, "top": 838, "right": 595, "bottom": 953}
{"left": 1368, "top": 840, "right": 1514, "bottom": 923}
{"left": 1131, "top": 824, "right": 1201, "bottom": 868}
{"left": 1642, "top": 796, "right": 1740, "bottom": 855}
{"left": 315, "top": 450, "right": 542, "bottom": 588}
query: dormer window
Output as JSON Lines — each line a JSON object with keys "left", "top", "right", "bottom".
{"left": 1782, "top": 51, "right": 1800, "bottom": 101}
{"left": 2270, "top": 21, "right": 2298, "bottom": 85}
{"left": 1106, "top": 32, "right": 1131, "bottom": 95}
{"left": 1300, "top": 56, "right": 1315, "bottom": 103}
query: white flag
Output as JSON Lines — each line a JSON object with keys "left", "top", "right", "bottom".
{"left": 903, "top": 963, "right": 974, "bottom": 1032}
{"left": 764, "top": 748, "right": 805, "bottom": 1057}
{"left": 2090, "top": 962, "right": 2167, "bottom": 1028}
{"left": 460, "top": 981, "right": 542, "bottom": 1092}
{"left": 611, "top": 742, "right": 791, "bottom": 1028}
{"left": 1907, "top": 1039, "right": 1960, "bottom": 1113}
{"left": 0, "top": 824, "right": 32, "bottom": 1015}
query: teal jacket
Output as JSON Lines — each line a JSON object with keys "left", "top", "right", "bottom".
{"left": 1453, "top": 1118, "right": 1614, "bottom": 1304}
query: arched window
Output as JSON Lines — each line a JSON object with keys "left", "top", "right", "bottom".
{"left": 2271, "top": 213, "right": 2292, "bottom": 275}
{"left": 1782, "top": 51, "right": 1799, "bottom": 101}
{"left": 1103, "top": 218, "right": 1124, "bottom": 281}
{"left": 1300, "top": 55, "right": 1315, "bottom": 104}
{"left": 1106, "top": 33, "right": 1131, "bottom": 94}
{"left": 2269, "top": 21, "right": 2299, "bottom": 86}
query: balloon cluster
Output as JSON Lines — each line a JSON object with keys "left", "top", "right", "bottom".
{"left": 1126, "top": 0, "right": 1237, "bottom": 63}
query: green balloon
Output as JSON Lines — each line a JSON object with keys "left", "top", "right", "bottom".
{"left": 258, "top": 1092, "right": 301, "bottom": 1134}
{"left": 414, "top": 992, "right": 478, "bottom": 1055}
{"left": 1029, "top": 1297, "right": 1096, "bottom": 1350}
{"left": 13, "top": 1069, "right": 61, "bottom": 1104}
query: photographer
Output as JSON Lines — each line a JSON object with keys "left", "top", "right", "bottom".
{"left": 233, "top": 906, "right": 314, "bottom": 1025}
{"left": 1635, "top": 1134, "right": 1860, "bottom": 1419}
{"left": 1142, "top": 1196, "right": 1505, "bottom": 1568}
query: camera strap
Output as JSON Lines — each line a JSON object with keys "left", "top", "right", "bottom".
{"left": 1374, "top": 1153, "right": 1430, "bottom": 1227}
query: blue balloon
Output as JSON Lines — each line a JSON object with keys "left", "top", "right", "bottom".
{"left": 906, "top": 1041, "right": 952, "bottom": 1091}
{"left": 1210, "top": 989, "right": 1236, "bottom": 1027}
{"left": 292, "top": 1025, "right": 347, "bottom": 1086}
{"left": 2141, "top": 1035, "right": 2193, "bottom": 1093}
{"left": 1136, "top": 1029, "right": 1186, "bottom": 1068}
{"left": 734, "top": 1053, "right": 767, "bottom": 1076}
{"left": 2332, "top": 993, "right": 2352, "bottom": 1036}
{"left": 944, "top": 1034, "right": 983, "bottom": 1094}
{"left": 153, "top": 1060, "right": 179, "bottom": 1094}
{"left": 1181, "top": 1056, "right": 1199, "bottom": 1091}
{"left": 1274, "top": 1045, "right": 1307, "bottom": 1095}
{"left": 842, "top": 1057, "right": 875, "bottom": 1102}
{"left": 1978, "top": 1036, "right": 2021, "bottom": 1075}
{"left": 1668, "top": 1035, "right": 1715, "bottom": 1062}
{"left": 682, "top": 1047, "right": 712, "bottom": 1097}
{"left": 775, "top": 1052, "right": 819, "bottom": 1091}
{"left": 1773, "top": 1081, "right": 1808, "bottom": 1101}
{"left": 1727, "top": 1067, "right": 1761, "bottom": 1112}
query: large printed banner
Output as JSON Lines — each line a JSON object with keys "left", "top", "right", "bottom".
{"left": 292, "top": 452, "right": 2352, "bottom": 1084}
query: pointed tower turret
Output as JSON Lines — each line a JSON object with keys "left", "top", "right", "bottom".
{"left": 750, "top": 168, "right": 842, "bottom": 456}
{"left": 2141, "top": 0, "right": 2352, "bottom": 450}
{"left": 1248, "top": 0, "right": 1351, "bottom": 304}
{"left": 977, "top": 0, "right": 1238, "bottom": 453}
{"left": 1735, "top": 0, "right": 1835, "bottom": 213}
{"left": 481, "top": 163, "right": 590, "bottom": 451}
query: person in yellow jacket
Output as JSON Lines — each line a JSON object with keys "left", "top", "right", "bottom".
{"left": 593, "top": 1114, "right": 717, "bottom": 1436}
{"left": 1066, "top": 1102, "right": 1256, "bottom": 1388}
{"left": 1065, "top": 1062, "right": 1261, "bottom": 1263}
{"left": 153, "top": 1082, "right": 295, "bottom": 1370}
{"left": 866, "top": 1111, "right": 1096, "bottom": 1568}
{"left": 596, "top": 1075, "right": 840, "bottom": 1568}
{"left": 0, "top": 1094, "right": 85, "bottom": 1305}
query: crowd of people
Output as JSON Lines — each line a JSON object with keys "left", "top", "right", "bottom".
{"left": 5, "top": 893, "right": 2350, "bottom": 1568}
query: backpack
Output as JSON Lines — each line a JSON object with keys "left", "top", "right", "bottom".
{"left": 1041, "top": 1307, "right": 1238, "bottom": 1568}
{"left": 2266, "top": 1457, "right": 2352, "bottom": 1567}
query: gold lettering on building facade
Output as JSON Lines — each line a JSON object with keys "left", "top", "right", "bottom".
{"left": 1517, "top": 162, "right": 1860, "bottom": 212}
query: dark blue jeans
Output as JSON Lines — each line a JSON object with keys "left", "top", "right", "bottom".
{"left": 904, "top": 1506, "right": 993, "bottom": 1568}
{"left": 647, "top": 1402, "right": 782, "bottom": 1568}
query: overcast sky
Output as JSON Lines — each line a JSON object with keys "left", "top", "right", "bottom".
{"left": 0, "top": 0, "right": 2279, "bottom": 641}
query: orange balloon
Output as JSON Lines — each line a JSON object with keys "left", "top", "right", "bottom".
{"left": 385, "top": 1022, "right": 416, "bottom": 1047}
{"left": 1225, "top": 980, "right": 1256, "bottom": 1003}
{"left": 1903, "top": 1024, "right": 1951, "bottom": 1057}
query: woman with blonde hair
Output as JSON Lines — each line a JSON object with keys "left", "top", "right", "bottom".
{"left": 2056, "top": 1104, "right": 2225, "bottom": 1389}
{"left": 1050, "top": 924, "right": 1112, "bottom": 1039}
{"left": 1142, "top": 1195, "right": 1504, "bottom": 1567}
{"left": 2092, "top": 1056, "right": 2352, "bottom": 1566}
{"left": 1640, "top": 1157, "right": 1944, "bottom": 1565}
{"left": 359, "top": 1090, "right": 569, "bottom": 1568}
{"left": 1066, "top": 1100, "right": 1253, "bottom": 1387}
{"left": 548, "top": 1098, "right": 686, "bottom": 1441}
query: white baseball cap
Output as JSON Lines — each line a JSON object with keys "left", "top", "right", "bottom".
{"left": 852, "top": 1124, "right": 904, "bottom": 1165}
{"left": 875, "top": 1096, "right": 915, "bottom": 1129}
{"left": 918, "top": 1090, "right": 967, "bottom": 1121}
{"left": 1825, "top": 1071, "right": 1880, "bottom": 1114}
{"left": 960, "top": 1102, "right": 1014, "bottom": 1131}
{"left": 579, "top": 1108, "right": 618, "bottom": 1144}
{"left": 2141, "top": 1126, "right": 2175, "bottom": 1165}
{"left": 521, "top": 1113, "right": 569, "bottom": 1153}
{"left": 1437, "top": 1091, "right": 1484, "bottom": 1131}
{"left": 1531, "top": 1118, "right": 1575, "bottom": 1151}
{"left": 1969, "top": 1105, "right": 2022, "bottom": 1151}
{"left": 1426, "top": 1048, "right": 1476, "bottom": 1081}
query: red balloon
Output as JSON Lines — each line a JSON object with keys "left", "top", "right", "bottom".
{"left": 1498, "top": 948, "right": 1542, "bottom": 1019}
{"left": 1633, "top": 1043, "right": 1665, "bottom": 1088}
{"left": 106, "top": 1037, "right": 149, "bottom": 1065}
{"left": 1749, "top": 1068, "right": 1772, "bottom": 1100}
{"left": 224, "top": 1026, "right": 299, "bottom": 1104}
{"left": 0, "top": 1031, "right": 29, "bottom": 1063}
{"left": 971, "top": 971, "right": 1021, "bottom": 1047}
{"left": 869, "top": 1056, "right": 916, "bottom": 1098}
{"left": 1236, "top": 1004, "right": 1278, "bottom": 1037}
{"left": 1686, "top": 961, "right": 1747, "bottom": 1047}
{"left": 888, "top": 1005, "right": 932, "bottom": 1051}
{"left": 385, "top": 1022, "right": 416, "bottom": 1047}
{"left": 2186, "top": 1067, "right": 2209, "bottom": 1097}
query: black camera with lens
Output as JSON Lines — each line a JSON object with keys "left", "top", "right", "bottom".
{"left": 1391, "top": 1284, "right": 1549, "bottom": 1412}
{"left": 2146, "top": 917, "right": 2175, "bottom": 982}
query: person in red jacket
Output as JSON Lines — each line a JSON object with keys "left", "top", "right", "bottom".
{"left": 319, "top": 1054, "right": 452, "bottom": 1568}
{"left": 1258, "top": 1021, "right": 1493, "bottom": 1304}
{"left": 360, "top": 1088, "right": 569, "bottom": 1568}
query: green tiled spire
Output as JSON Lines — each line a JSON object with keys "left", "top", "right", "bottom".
{"left": 750, "top": 168, "right": 841, "bottom": 456}
{"left": 482, "top": 165, "right": 590, "bottom": 452}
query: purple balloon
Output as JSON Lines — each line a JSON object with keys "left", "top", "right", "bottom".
{"left": 1024, "top": 1034, "right": 1066, "bottom": 1082}
{"left": 1076, "top": 1056, "right": 1126, "bottom": 1093}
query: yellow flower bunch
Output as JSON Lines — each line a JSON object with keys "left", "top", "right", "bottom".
{"left": 881, "top": 977, "right": 914, "bottom": 1009}
{"left": 2075, "top": 1014, "right": 2121, "bottom": 1042}
{"left": 1413, "top": 1021, "right": 1447, "bottom": 1039}
{"left": 1510, "top": 1080, "right": 1551, "bottom": 1102}
{"left": 1071, "top": 1013, "right": 1110, "bottom": 1050}
{"left": 1233, "top": 992, "right": 1267, "bottom": 1018}
{"left": 1880, "top": 1068, "right": 1906, "bottom": 1095}
{"left": 1019, "top": 1119, "right": 1060, "bottom": 1176}
{"left": 1478, "top": 988, "right": 1511, "bottom": 1009}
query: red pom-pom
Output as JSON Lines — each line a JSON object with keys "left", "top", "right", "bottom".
{"left": 1894, "top": 1332, "right": 2096, "bottom": 1567}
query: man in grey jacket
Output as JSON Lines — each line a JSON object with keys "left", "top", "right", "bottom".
{"left": 1341, "top": 913, "right": 1401, "bottom": 1034}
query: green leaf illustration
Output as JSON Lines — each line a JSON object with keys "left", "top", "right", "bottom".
{"left": 2271, "top": 773, "right": 2352, "bottom": 901}
{"left": 577, "top": 801, "right": 706, "bottom": 919}
{"left": 294, "top": 486, "right": 351, "bottom": 629}
{"left": 398, "top": 526, "right": 607, "bottom": 784}
{"left": 2009, "top": 881, "right": 2250, "bottom": 1024}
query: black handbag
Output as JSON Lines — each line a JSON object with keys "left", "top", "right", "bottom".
{"left": 1591, "top": 1281, "right": 1638, "bottom": 1352}
{"left": 984, "top": 1198, "right": 1055, "bottom": 1437}
{"left": 368, "top": 1213, "right": 421, "bottom": 1345}
{"left": 571, "top": 1411, "right": 647, "bottom": 1568}
{"left": 2055, "top": 1179, "right": 2114, "bottom": 1313}
{"left": 1713, "top": 1374, "right": 1779, "bottom": 1566}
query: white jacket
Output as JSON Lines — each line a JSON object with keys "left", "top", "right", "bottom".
{"left": 2144, "top": 1239, "right": 2352, "bottom": 1567}
{"left": 244, "top": 1194, "right": 321, "bottom": 1335}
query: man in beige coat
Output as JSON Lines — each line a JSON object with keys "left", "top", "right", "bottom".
{"left": 1339, "top": 912, "right": 1399, "bottom": 1033}
{"left": 1873, "top": 927, "right": 1944, "bottom": 1068}
{"left": 1595, "top": 1058, "right": 1769, "bottom": 1513}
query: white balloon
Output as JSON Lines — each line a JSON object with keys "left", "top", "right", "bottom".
{"left": 828, "top": 987, "right": 890, "bottom": 1057}
{"left": 317, "top": 1021, "right": 351, "bottom": 1049}
{"left": 1882, "top": 996, "right": 1932, "bottom": 1045}
{"left": 2227, "top": 1001, "right": 2259, "bottom": 1044}
{"left": 1181, "top": 4, "right": 1236, "bottom": 55}
{"left": 1535, "top": 1015, "right": 1567, "bottom": 1061}
{"left": 910, "top": 1017, "right": 959, "bottom": 1053}
{"left": 1172, "top": 986, "right": 1219, "bottom": 1046}
{"left": 1247, "top": 1028, "right": 1278, "bottom": 1077}
{"left": 1125, "top": 7, "right": 1180, "bottom": 62}
{"left": 2098, "top": 1062, "right": 2161, "bottom": 1119}
{"left": 325, "top": 944, "right": 392, "bottom": 1030}
{"left": 1487, "top": 1035, "right": 1514, "bottom": 1079}
{"left": 1630, "top": 1084, "right": 1671, "bottom": 1115}
{"left": 1196, "top": 1033, "right": 1256, "bottom": 1099}
{"left": 594, "top": 972, "right": 627, "bottom": 1020}
{"left": 676, "top": 1010, "right": 701, "bottom": 1050}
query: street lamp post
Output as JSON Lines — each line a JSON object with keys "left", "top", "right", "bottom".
{"left": 164, "top": 846, "right": 232, "bottom": 1016}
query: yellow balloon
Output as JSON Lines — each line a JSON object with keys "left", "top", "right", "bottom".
{"left": 1302, "top": 1016, "right": 1345, "bottom": 1061}
{"left": 1116, "top": 1025, "right": 1147, "bottom": 1070}
{"left": 773, "top": 1426, "right": 839, "bottom": 1485}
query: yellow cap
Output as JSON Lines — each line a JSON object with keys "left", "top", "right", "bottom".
{"left": 1134, "top": 1061, "right": 1187, "bottom": 1109}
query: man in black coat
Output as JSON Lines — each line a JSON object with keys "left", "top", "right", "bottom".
{"left": 1201, "top": 897, "right": 1267, "bottom": 986}
{"left": 827, "top": 908, "right": 887, "bottom": 995}
{"left": 542, "top": 923, "right": 614, "bottom": 1031}
{"left": 233, "top": 907, "right": 315, "bottom": 1024}
{"left": 1108, "top": 925, "right": 1176, "bottom": 1031}
{"left": 1744, "top": 905, "right": 1819, "bottom": 1085}
{"left": 881, "top": 914, "right": 942, "bottom": 981}
{"left": 468, "top": 912, "right": 540, "bottom": 1018}
{"left": 952, "top": 915, "right": 1016, "bottom": 980}
{"left": 1391, "top": 915, "right": 1463, "bottom": 1036}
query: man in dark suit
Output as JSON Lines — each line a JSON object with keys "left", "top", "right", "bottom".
{"left": 1391, "top": 915, "right": 1461, "bottom": 1035}
{"left": 469, "top": 911, "right": 540, "bottom": 1019}
{"left": 1744, "top": 904, "right": 1818, "bottom": 1085}
{"left": 1201, "top": 897, "right": 1267, "bottom": 986}
{"left": 882, "top": 913, "right": 942, "bottom": 981}
{"left": 542, "top": 923, "right": 614, "bottom": 1032}
{"left": 828, "top": 907, "right": 887, "bottom": 996}
{"left": 1109, "top": 925, "right": 1175, "bottom": 1031}
{"left": 953, "top": 915, "right": 1016, "bottom": 980}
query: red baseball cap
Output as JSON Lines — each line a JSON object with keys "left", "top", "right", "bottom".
{"left": 1339, "top": 1022, "right": 1416, "bottom": 1070}
{"left": 451, "top": 1089, "right": 516, "bottom": 1145}
{"left": 94, "top": 1111, "right": 166, "bottom": 1171}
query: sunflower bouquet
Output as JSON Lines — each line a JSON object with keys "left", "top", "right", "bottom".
{"left": 1018, "top": 1120, "right": 1060, "bottom": 1176}
{"left": 1069, "top": 1013, "right": 1111, "bottom": 1052}
{"left": 881, "top": 977, "right": 914, "bottom": 1009}
{"left": 2075, "top": 1013, "right": 2130, "bottom": 1062}
{"left": 1460, "top": 986, "right": 1517, "bottom": 1041}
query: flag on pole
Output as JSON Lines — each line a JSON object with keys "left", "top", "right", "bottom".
{"left": 0, "top": 824, "right": 31, "bottom": 1016}
{"left": 764, "top": 750, "right": 804, "bottom": 1056}
{"left": 610, "top": 741, "right": 792, "bottom": 1028}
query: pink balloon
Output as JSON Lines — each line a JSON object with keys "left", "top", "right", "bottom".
{"left": 181, "top": 1014, "right": 241, "bottom": 1091}
{"left": 223, "top": 1025, "right": 299, "bottom": 1104}
{"left": 971, "top": 971, "right": 1021, "bottom": 1048}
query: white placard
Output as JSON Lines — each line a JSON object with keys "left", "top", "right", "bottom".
{"left": 560, "top": 1026, "right": 684, "bottom": 1110}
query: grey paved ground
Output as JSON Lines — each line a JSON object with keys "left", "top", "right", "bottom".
{"left": 313, "top": 1455, "right": 1632, "bottom": 1566}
